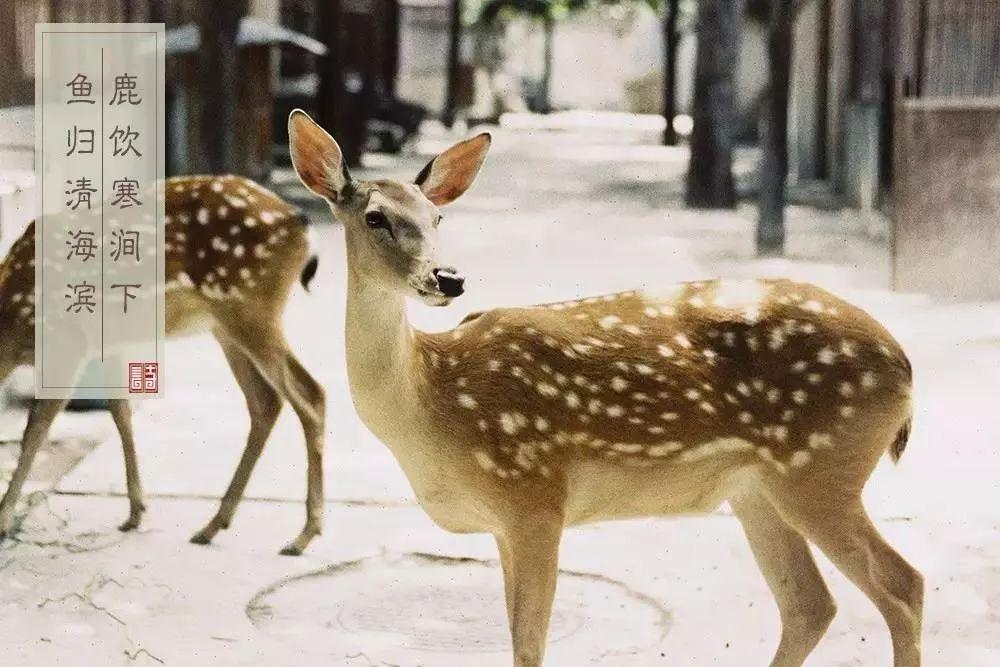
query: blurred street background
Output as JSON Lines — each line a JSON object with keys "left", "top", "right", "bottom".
{"left": 2, "top": 1, "right": 1000, "bottom": 665}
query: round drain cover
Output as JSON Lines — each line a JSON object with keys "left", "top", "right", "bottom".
{"left": 248, "top": 552, "right": 669, "bottom": 660}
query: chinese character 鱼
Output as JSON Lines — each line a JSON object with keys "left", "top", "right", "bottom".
{"left": 65, "top": 177, "right": 98, "bottom": 210}
{"left": 109, "top": 125, "right": 142, "bottom": 157}
{"left": 66, "top": 73, "right": 95, "bottom": 104}
{"left": 110, "top": 178, "right": 142, "bottom": 209}
{"left": 66, "top": 126, "right": 95, "bottom": 156}
{"left": 66, "top": 229, "right": 98, "bottom": 262}
{"left": 110, "top": 283, "right": 140, "bottom": 314}
{"left": 108, "top": 73, "right": 141, "bottom": 105}
{"left": 65, "top": 281, "right": 98, "bottom": 313}
{"left": 110, "top": 229, "right": 141, "bottom": 262}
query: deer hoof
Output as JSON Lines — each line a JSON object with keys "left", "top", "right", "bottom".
{"left": 278, "top": 543, "right": 303, "bottom": 557}
{"left": 189, "top": 531, "right": 213, "bottom": 545}
{"left": 118, "top": 517, "right": 142, "bottom": 532}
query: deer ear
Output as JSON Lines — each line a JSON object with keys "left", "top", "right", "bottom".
{"left": 415, "top": 133, "right": 491, "bottom": 206}
{"left": 288, "top": 109, "right": 352, "bottom": 200}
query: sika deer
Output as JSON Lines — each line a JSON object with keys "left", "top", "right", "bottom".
{"left": 0, "top": 175, "right": 325, "bottom": 555}
{"left": 289, "top": 111, "right": 923, "bottom": 666}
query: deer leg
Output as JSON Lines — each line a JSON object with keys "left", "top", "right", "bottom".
{"left": 494, "top": 534, "right": 517, "bottom": 632}
{"left": 731, "top": 490, "right": 836, "bottom": 667}
{"left": 276, "top": 351, "right": 326, "bottom": 555}
{"left": 108, "top": 399, "right": 146, "bottom": 531}
{"left": 765, "top": 487, "right": 923, "bottom": 667}
{"left": 190, "top": 337, "right": 282, "bottom": 545}
{"left": 495, "top": 518, "right": 562, "bottom": 667}
{"left": 217, "top": 323, "right": 325, "bottom": 555}
{"left": 0, "top": 398, "right": 68, "bottom": 539}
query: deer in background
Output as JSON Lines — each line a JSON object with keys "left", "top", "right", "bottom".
{"left": 0, "top": 175, "right": 325, "bottom": 555}
{"left": 288, "top": 110, "right": 923, "bottom": 666}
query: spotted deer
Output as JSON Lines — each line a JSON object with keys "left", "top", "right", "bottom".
{"left": 288, "top": 110, "right": 923, "bottom": 666}
{"left": 0, "top": 175, "right": 325, "bottom": 555}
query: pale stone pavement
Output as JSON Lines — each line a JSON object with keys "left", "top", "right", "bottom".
{"left": 2, "top": 114, "right": 999, "bottom": 665}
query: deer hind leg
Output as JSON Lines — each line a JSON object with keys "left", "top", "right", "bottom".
{"left": 277, "top": 351, "right": 326, "bottom": 555}
{"left": 0, "top": 398, "right": 69, "bottom": 539}
{"left": 190, "top": 336, "right": 283, "bottom": 546}
{"left": 215, "top": 321, "right": 325, "bottom": 555}
{"left": 495, "top": 517, "right": 562, "bottom": 667}
{"left": 764, "top": 484, "right": 923, "bottom": 667}
{"left": 108, "top": 399, "right": 146, "bottom": 531}
{"left": 731, "top": 490, "right": 836, "bottom": 667}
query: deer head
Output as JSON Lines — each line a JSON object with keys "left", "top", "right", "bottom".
{"left": 288, "top": 109, "right": 490, "bottom": 307}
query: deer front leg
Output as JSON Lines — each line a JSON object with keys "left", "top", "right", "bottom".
{"left": 495, "top": 517, "right": 563, "bottom": 667}
{"left": 0, "top": 398, "right": 69, "bottom": 539}
{"left": 108, "top": 399, "right": 146, "bottom": 532}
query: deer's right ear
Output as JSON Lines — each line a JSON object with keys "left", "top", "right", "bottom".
{"left": 288, "top": 110, "right": 352, "bottom": 201}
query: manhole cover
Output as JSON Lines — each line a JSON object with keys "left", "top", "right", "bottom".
{"left": 248, "top": 552, "right": 669, "bottom": 659}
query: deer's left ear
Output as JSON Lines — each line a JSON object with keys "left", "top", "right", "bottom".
{"left": 415, "top": 133, "right": 491, "bottom": 206}
{"left": 288, "top": 109, "right": 352, "bottom": 201}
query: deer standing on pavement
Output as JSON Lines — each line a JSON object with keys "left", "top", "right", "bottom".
{"left": 288, "top": 110, "right": 923, "bottom": 666}
{"left": 0, "top": 175, "right": 325, "bottom": 555}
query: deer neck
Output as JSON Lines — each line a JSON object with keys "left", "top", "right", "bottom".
{"left": 343, "top": 262, "right": 422, "bottom": 435}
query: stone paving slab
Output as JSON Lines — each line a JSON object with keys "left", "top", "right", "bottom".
{"left": 1, "top": 494, "right": 997, "bottom": 666}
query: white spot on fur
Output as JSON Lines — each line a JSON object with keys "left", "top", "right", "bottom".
{"left": 808, "top": 432, "right": 834, "bottom": 449}
{"left": 648, "top": 442, "right": 683, "bottom": 457}
{"left": 598, "top": 315, "right": 621, "bottom": 330}
{"left": 817, "top": 347, "right": 836, "bottom": 365}
{"left": 789, "top": 450, "right": 812, "bottom": 468}
{"left": 500, "top": 413, "right": 518, "bottom": 434}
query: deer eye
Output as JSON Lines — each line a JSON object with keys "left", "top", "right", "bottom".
{"left": 365, "top": 210, "right": 393, "bottom": 237}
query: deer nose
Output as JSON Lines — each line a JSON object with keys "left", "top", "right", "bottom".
{"left": 433, "top": 267, "right": 465, "bottom": 297}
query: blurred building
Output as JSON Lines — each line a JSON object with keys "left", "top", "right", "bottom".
{"left": 890, "top": 0, "right": 1000, "bottom": 299}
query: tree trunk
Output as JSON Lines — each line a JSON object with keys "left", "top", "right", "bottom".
{"left": 539, "top": 13, "right": 554, "bottom": 113}
{"left": 662, "top": 0, "right": 680, "bottom": 145}
{"left": 685, "top": 0, "right": 743, "bottom": 209}
{"left": 317, "top": 0, "right": 373, "bottom": 168}
{"left": 757, "top": 0, "right": 795, "bottom": 256}
{"left": 0, "top": 1, "right": 25, "bottom": 108}
{"left": 383, "top": 0, "right": 401, "bottom": 99}
{"left": 443, "top": 0, "right": 463, "bottom": 127}
{"left": 196, "top": 0, "right": 246, "bottom": 174}
{"left": 317, "top": 0, "right": 345, "bottom": 150}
